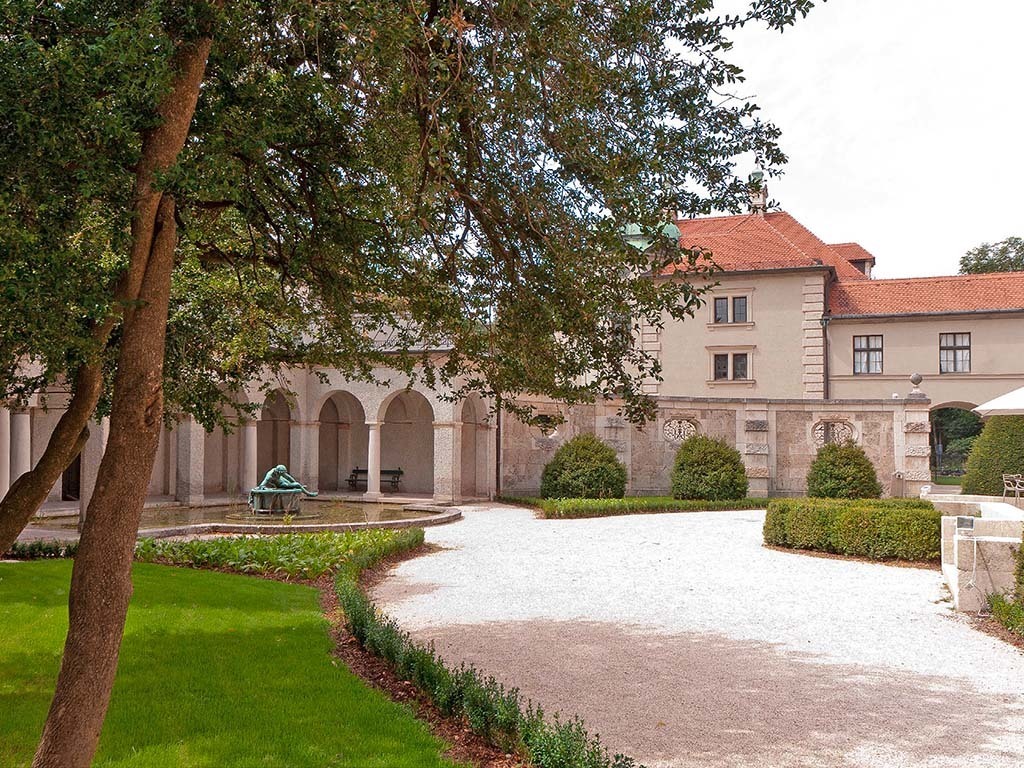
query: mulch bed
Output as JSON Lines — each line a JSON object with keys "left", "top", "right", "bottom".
{"left": 969, "top": 614, "right": 1024, "bottom": 653}
{"left": 763, "top": 544, "right": 940, "bottom": 570}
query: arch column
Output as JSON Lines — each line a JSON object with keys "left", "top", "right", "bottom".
{"left": 79, "top": 416, "right": 109, "bottom": 526}
{"left": 175, "top": 416, "right": 205, "bottom": 506}
{"left": 0, "top": 407, "right": 10, "bottom": 496}
{"left": 10, "top": 408, "right": 31, "bottom": 483}
{"left": 433, "top": 421, "right": 460, "bottom": 504}
{"left": 289, "top": 420, "right": 319, "bottom": 492}
{"left": 364, "top": 421, "right": 382, "bottom": 500}
{"left": 240, "top": 419, "right": 259, "bottom": 493}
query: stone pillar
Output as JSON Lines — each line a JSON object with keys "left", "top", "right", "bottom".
{"left": 289, "top": 420, "right": 319, "bottom": 492}
{"left": 741, "top": 407, "right": 771, "bottom": 497}
{"left": 800, "top": 274, "right": 827, "bottom": 398}
{"left": 0, "top": 407, "right": 10, "bottom": 496}
{"left": 175, "top": 417, "right": 205, "bottom": 506}
{"left": 364, "top": 422, "right": 381, "bottom": 500}
{"left": 240, "top": 420, "right": 259, "bottom": 494}
{"left": 901, "top": 377, "right": 932, "bottom": 498}
{"left": 10, "top": 409, "right": 31, "bottom": 483}
{"left": 433, "top": 421, "right": 459, "bottom": 504}
{"left": 79, "top": 416, "right": 110, "bottom": 525}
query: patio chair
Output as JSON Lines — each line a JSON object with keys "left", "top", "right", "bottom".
{"left": 1002, "top": 474, "right": 1024, "bottom": 502}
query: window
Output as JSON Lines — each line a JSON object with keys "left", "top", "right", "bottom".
{"left": 732, "top": 296, "right": 747, "bottom": 324}
{"left": 939, "top": 333, "right": 971, "bottom": 373}
{"left": 714, "top": 353, "right": 729, "bottom": 380}
{"left": 712, "top": 352, "right": 750, "bottom": 381}
{"left": 732, "top": 353, "right": 748, "bottom": 380}
{"left": 713, "top": 297, "right": 729, "bottom": 324}
{"left": 853, "top": 335, "right": 883, "bottom": 375}
{"left": 711, "top": 294, "right": 751, "bottom": 324}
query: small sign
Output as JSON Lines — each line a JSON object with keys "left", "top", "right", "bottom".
{"left": 955, "top": 516, "right": 975, "bottom": 531}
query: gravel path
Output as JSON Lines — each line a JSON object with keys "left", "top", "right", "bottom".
{"left": 372, "top": 505, "right": 1024, "bottom": 768}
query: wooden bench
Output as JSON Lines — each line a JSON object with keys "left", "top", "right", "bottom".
{"left": 347, "top": 467, "right": 403, "bottom": 491}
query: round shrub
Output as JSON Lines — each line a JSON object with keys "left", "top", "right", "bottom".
{"left": 671, "top": 435, "right": 748, "bottom": 500}
{"left": 962, "top": 416, "right": 1024, "bottom": 495}
{"left": 806, "top": 440, "right": 881, "bottom": 499}
{"left": 539, "top": 433, "right": 627, "bottom": 499}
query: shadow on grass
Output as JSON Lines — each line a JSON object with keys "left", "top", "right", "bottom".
{"left": 0, "top": 561, "right": 461, "bottom": 768}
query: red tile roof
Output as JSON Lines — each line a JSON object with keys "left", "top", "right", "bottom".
{"left": 829, "top": 272, "right": 1024, "bottom": 316}
{"left": 666, "top": 211, "right": 869, "bottom": 280}
{"left": 830, "top": 242, "right": 875, "bottom": 265}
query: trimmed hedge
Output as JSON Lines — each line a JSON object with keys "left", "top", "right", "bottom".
{"left": 989, "top": 593, "right": 1024, "bottom": 638}
{"left": 962, "top": 416, "right": 1024, "bottom": 495}
{"left": 337, "top": 549, "right": 642, "bottom": 767}
{"left": 763, "top": 498, "right": 940, "bottom": 562}
{"left": 806, "top": 440, "right": 882, "bottom": 499}
{"left": 671, "top": 435, "right": 748, "bottom": 500}
{"left": 503, "top": 496, "right": 768, "bottom": 519}
{"left": 540, "top": 434, "right": 627, "bottom": 499}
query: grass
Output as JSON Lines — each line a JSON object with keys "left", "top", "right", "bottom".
{"left": 0, "top": 559, "right": 462, "bottom": 768}
{"left": 501, "top": 495, "right": 767, "bottom": 518}
{"left": 931, "top": 475, "right": 962, "bottom": 486}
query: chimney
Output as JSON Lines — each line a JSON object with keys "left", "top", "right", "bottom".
{"left": 747, "top": 170, "right": 767, "bottom": 215}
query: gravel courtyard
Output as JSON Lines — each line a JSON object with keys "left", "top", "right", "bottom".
{"left": 372, "top": 504, "right": 1024, "bottom": 768}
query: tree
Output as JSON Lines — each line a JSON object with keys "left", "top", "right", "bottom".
{"left": 1, "top": 1, "right": 821, "bottom": 764}
{"left": 959, "top": 236, "right": 1024, "bottom": 274}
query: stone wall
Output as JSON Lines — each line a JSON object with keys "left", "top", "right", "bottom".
{"left": 500, "top": 394, "right": 932, "bottom": 498}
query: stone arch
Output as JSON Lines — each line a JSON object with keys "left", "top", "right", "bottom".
{"left": 257, "top": 390, "right": 293, "bottom": 475}
{"left": 460, "top": 394, "right": 489, "bottom": 499}
{"left": 381, "top": 390, "right": 435, "bottom": 494}
{"left": 318, "top": 391, "right": 369, "bottom": 491}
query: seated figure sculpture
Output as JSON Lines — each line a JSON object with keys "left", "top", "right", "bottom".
{"left": 248, "top": 464, "right": 318, "bottom": 514}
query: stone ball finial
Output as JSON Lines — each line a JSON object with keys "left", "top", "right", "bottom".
{"left": 910, "top": 373, "right": 923, "bottom": 386}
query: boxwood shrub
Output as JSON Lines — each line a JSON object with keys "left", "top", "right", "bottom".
{"left": 505, "top": 496, "right": 768, "bottom": 519}
{"left": 540, "top": 433, "right": 627, "bottom": 499}
{"left": 763, "top": 498, "right": 940, "bottom": 562}
{"left": 806, "top": 440, "right": 882, "bottom": 499}
{"left": 671, "top": 435, "right": 748, "bottom": 501}
{"left": 962, "top": 416, "right": 1024, "bottom": 495}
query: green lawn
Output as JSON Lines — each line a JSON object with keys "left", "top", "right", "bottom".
{"left": 0, "top": 560, "right": 462, "bottom": 768}
{"left": 931, "top": 475, "right": 963, "bottom": 486}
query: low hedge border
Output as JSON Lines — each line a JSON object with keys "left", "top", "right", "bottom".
{"left": 3, "top": 539, "right": 78, "bottom": 560}
{"left": 501, "top": 495, "right": 768, "bottom": 519}
{"left": 763, "top": 498, "right": 940, "bottom": 562}
{"left": 336, "top": 550, "right": 643, "bottom": 768}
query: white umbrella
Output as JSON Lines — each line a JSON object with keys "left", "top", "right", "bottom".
{"left": 973, "top": 385, "right": 1024, "bottom": 417}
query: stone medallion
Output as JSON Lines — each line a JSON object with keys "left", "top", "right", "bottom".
{"left": 811, "top": 419, "right": 855, "bottom": 447}
{"left": 663, "top": 419, "right": 697, "bottom": 444}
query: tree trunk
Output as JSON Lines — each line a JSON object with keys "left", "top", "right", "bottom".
{"left": 0, "top": 365, "right": 100, "bottom": 553}
{"left": 32, "top": 197, "right": 178, "bottom": 768}
{"left": 31, "top": 31, "right": 213, "bottom": 767}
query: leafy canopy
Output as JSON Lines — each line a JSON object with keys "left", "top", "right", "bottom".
{"left": 959, "top": 237, "right": 1024, "bottom": 274}
{"left": 0, "top": 0, "right": 820, "bottom": 426}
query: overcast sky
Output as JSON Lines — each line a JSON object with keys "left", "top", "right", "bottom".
{"left": 721, "top": 0, "right": 1024, "bottom": 278}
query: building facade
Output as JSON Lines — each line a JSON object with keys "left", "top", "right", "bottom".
{"left": 4, "top": 207, "right": 1024, "bottom": 513}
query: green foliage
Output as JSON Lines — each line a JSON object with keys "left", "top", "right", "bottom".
{"left": 134, "top": 529, "right": 424, "bottom": 580}
{"left": 1016, "top": 533, "right": 1024, "bottom": 604}
{"left": 670, "top": 435, "right": 748, "bottom": 501}
{"left": 0, "top": 560, "right": 459, "bottom": 768}
{"left": 806, "top": 441, "right": 882, "bottom": 499}
{"left": 540, "top": 434, "right": 627, "bottom": 499}
{"left": 504, "top": 495, "right": 767, "bottom": 518}
{"left": 337, "top": 573, "right": 641, "bottom": 768}
{"left": 2, "top": 539, "right": 78, "bottom": 559}
{"left": 988, "top": 593, "right": 1024, "bottom": 638}
{"left": 959, "top": 236, "right": 1024, "bottom": 274}
{"left": 0, "top": 0, "right": 824, "bottom": 426}
{"left": 763, "top": 498, "right": 941, "bottom": 562}
{"left": 962, "top": 416, "right": 1024, "bottom": 495}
